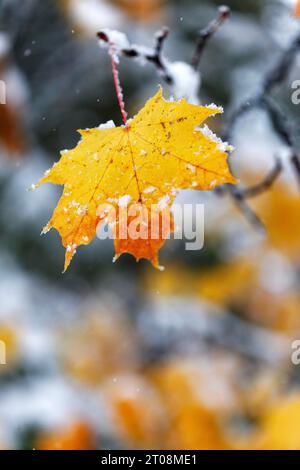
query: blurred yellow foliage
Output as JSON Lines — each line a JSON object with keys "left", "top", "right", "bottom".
{"left": 241, "top": 370, "right": 285, "bottom": 420}
{"left": 257, "top": 393, "right": 300, "bottom": 450}
{"left": 103, "top": 374, "right": 167, "bottom": 449}
{"left": 37, "top": 421, "right": 96, "bottom": 450}
{"left": 111, "top": 0, "right": 165, "bottom": 21}
{"left": 145, "top": 258, "right": 256, "bottom": 307}
{"left": 196, "top": 260, "right": 255, "bottom": 306}
{"left": 167, "top": 404, "right": 229, "bottom": 450}
{"left": 0, "top": 325, "right": 18, "bottom": 370}
{"left": 61, "top": 309, "right": 138, "bottom": 386}
{"left": 150, "top": 357, "right": 238, "bottom": 449}
{"left": 255, "top": 184, "right": 300, "bottom": 258}
{"left": 248, "top": 290, "right": 300, "bottom": 333}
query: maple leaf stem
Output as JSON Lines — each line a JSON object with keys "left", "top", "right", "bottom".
{"left": 108, "top": 43, "right": 128, "bottom": 126}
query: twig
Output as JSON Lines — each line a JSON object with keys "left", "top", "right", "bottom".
{"left": 225, "top": 157, "right": 282, "bottom": 231}
{"left": 108, "top": 43, "right": 128, "bottom": 125}
{"left": 291, "top": 154, "right": 300, "bottom": 190}
{"left": 143, "top": 27, "right": 172, "bottom": 84}
{"left": 222, "top": 31, "right": 300, "bottom": 228}
{"left": 191, "top": 6, "right": 231, "bottom": 70}
{"left": 225, "top": 32, "right": 300, "bottom": 149}
{"left": 231, "top": 194, "right": 266, "bottom": 233}
{"left": 97, "top": 28, "right": 173, "bottom": 84}
{"left": 239, "top": 158, "right": 282, "bottom": 199}
{"left": 98, "top": 8, "right": 231, "bottom": 85}
{"left": 216, "top": 158, "right": 282, "bottom": 231}
{"left": 224, "top": 97, "right": 261, "bottom": 143}
{"left": 263, "top": 33, "right": 300, "bottom": 93}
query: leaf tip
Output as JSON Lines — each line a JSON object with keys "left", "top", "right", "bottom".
{"left": 207, "top": 103, "right": 224, "bottom": 115}
{"left": 27, "top": 183, "right": 37, "bottom": 192}
{"left": 41, "top": 223, "right": 51, "bottom": 236}
{"left": 157, "top": 264, "right": 165, "bottom": 272}
{"left": 112, "top": 254, "right": 120, "bottom": 264}
{"left": 63, "top": 243, "right": 77, "bottom": 272}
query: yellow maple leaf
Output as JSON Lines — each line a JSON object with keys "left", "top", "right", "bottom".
{"left": 296, "top": 0, "right": 300, "bottom": 16}
{"left": 37, "top": 88, "right": 235, "bottom": 271}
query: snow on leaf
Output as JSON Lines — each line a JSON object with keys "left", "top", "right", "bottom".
{"left": 36, "top": 88, "right": 236, "bottom": 271}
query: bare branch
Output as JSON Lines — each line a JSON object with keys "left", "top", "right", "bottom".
{"left": 224, "top": 32, "right": 300, "bottom": 149}
{"left": 290, "top": 153, "right": 300, "bottom": 189}
{"left": 216, "top": 159, "right": 282, "bottom": 231}
{"left": 96, "top": 31, "right": 109, "bottom": 43}
{"left": 143, "top": 27, "right": 172, "bottom": 84}
{"left": 97, "top": 28, "right": 173, "bottom": 84}
{"left": 220, "top": 31, "right": 300, "bottom": 229}
{"left": 263, "top": 33, "right": 300, "bottom": 93}
{"left": 191, "top": 6, "right": 231, "bottom": 70}
{"left": 262, "top": 97, "right": 293, "bottom": 147}
{"left": 239, "top": 158, "right": 282, "bottom": 199}
{"left": 231, "top": 194, "right": 266, "bottom": 233}
{"left": 154, "top": 27, "right": 169, "bottom": 57}
{"left": 224, "top": 97, "right": 262, "bottom": 144}
{"left": 228, "top": 159, "right": 282, "bottom": 231}
{"left": 98, "top": 7, "right": 231, "bottom": 84}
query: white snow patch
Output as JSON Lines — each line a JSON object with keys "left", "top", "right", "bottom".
{"left": 199, "top": 124, "right": 228, "bottom": 152}
{"left": 98, "top": 29, "right": 129, "bottom": 61}
{"left": 69, "top": 0, "right": 122, "bottom": 35}
{"left": 107, "top": 197, "right": 118, "bottom": 203}
{"left": 143, "top": 186, "right": 156, "bottom": 194}
{"left": 66, "top": 243, "right": 77, "bottom": 253}
{"left": 207, "top": 103, "right": 224, "bottom": 113}
{"left": 129, "top": 44, "right": 153, "bottom": 66}
{"left": 186, "top": 164, "right": 196, "bottom": 174}
{"left": 118, "top": 195, "right": 131, "bottom": 207}
{"left": 158, "top": 195, "right": 170, "bottom": 209}
{"left": 209, "top": 179, "right": 218, "bottom": 189}
{"left": 97, "top": 119, "right": 115, "bottom": 130}
{"left": 167, "top": 61, "right": 201, "bottom": 104}
{"left": 76, "top": 204, "right": 89, "bottom": 216}
{"left": 69, "top": 200, "right": 80, "bottom": 208}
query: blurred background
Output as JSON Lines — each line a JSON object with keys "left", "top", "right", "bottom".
{"left": 0, "top": 0, "right": 300, "bottom": 450}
